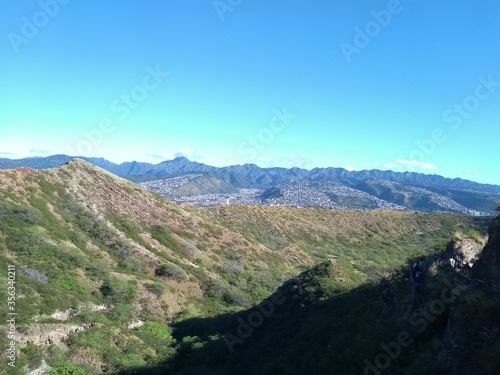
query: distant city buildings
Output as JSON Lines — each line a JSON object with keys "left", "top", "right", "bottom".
{"left": 139, "top": 176, "right": 492, "bottom": 215}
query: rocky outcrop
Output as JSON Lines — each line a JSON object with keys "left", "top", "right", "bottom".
{"left": 446, "top": 236, "right": 483, "bottom": 267}
{"left": 472, "top": 215, "right": 500, "bottom": 286}
{"left": 27, "top": 359, "right": 51, "bottom": 375}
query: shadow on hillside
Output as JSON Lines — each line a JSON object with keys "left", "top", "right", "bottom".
{"left": 117, "top": 255, "right": 500, "bottom": 375}
{"left": 116, "top": 264, "right": 402, "bottom": 375}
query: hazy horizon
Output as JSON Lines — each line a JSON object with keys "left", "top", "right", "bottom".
{"left": 1, "top": 1, "right": 499, "bottom": 184}
{"left": 3, "top": 153, "right": 500, "bottom": 188}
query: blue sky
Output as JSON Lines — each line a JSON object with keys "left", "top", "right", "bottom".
{"left": 0, "top": 0, "right": 499, "bottom": 184}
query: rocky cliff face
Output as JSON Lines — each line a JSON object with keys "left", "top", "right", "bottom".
{"left": 472, "top": 215, "right": 500, "bottom": 286}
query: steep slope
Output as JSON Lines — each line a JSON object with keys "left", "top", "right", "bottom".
{"left": 472, "top": 214, "right": 500, "bottom": 286}
{"left": 0, "top": 161, "right": 299, "bottom": 374}
{"left": 130, "top": 226, "right": 500, "bottom": 375}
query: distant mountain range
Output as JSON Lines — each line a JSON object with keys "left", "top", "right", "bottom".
{"left": 1, "top": 154, "right": 499, "bottom": 214}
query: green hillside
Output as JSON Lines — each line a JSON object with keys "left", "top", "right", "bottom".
{"left": 0, "top": 160, "right": 493, "bottom": 374}
{"left": 149, "top": 251, "right": 500, "bottom": 375}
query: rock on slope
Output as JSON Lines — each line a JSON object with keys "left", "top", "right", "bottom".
{"left": 473, "top": 214, "right": 500, "bottom": 286}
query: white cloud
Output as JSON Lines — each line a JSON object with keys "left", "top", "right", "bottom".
{"left": 29, "top": 149, "right": 50, "bottom": 155}
{"left": 147, "top": 153, "right": 173, "bottom": 160}
{"left": 287, "top": 155, "right": 312, "bottom": 168}
{"left": 147, "top": 148, "right": 202, "bottom": 163}
{"left": 174, "top": 147, "right": 192, "bottom": 158}
{"left": 383, "top": 159, "right": 437, "bottom": 171}
{"left": 420, "top": 162, "right": 437, "bottom": 170}
{"left": 258, "top": 156, "right": 275, "bottom": 166}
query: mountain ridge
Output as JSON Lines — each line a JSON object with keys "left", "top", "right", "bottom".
{"left": 1, "top": 154, "right": 499, "bottom": 192}
{"left": 1, "top": 155, "right": 499, "bottom": 215}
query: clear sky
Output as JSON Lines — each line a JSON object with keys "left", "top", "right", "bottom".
{"left": 1, "top": 0, "right": 499, "bottom": 184}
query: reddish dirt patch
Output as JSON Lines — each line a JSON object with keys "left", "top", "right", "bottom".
{"left": 16, "top": 167, "right": 38, "bottom": 176}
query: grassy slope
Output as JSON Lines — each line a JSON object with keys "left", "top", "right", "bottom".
{"left": 0, "top": 161, "right": 492, "bottom": 374}
{"left": 152, "top": 252, "right": 500, "bottom": 375}
{"left": 193, "top": 204, "right": 490, "bottom": 275}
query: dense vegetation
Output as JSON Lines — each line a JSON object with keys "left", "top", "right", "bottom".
{"left": 0, "top": 161, "right": 494, "bottom": 374}
{"left": 140, "top": 252, "right": 500, "bottom": 374}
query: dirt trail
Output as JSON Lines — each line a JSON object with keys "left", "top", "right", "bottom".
{"left": 18, "top": 324, "right": 80, "bottom": 345}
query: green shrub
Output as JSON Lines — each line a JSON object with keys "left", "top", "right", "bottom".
{"left": 16, "top": 207, "right": 40, "bottom": 224}
{"left": 118, "top": 258, "right": 147, "bottom": 273}
{"left": 6, "top": 229, "right": 43, "bottom": 255}
{"left": 38, "top": 179, "right": 56, "bottom": 195}
{"left": 45, "top": 345, "right": 66, "bottom": 364}
{"left": 47, "top": 360, "right": 87, "bottom": 375}
{"left": 182, "top": 240, "right": 199, "bottom": 259}
{"left": 204, "top": 278, "right": 230, "bottom": 300}
{"left": 151, "top": 226, "right": 182, "bottom": 252}
{"left": 179, "top": 336, "right": 204, "bottom": 351}
{"left": 0, "top": 205, "right": 8, "bottom": 219}
{"left": 76, "top": 211, "right": 114, "bottom": 242}
{"left": 108, "top": 303, "right": 135, "bottom": 324}
{"left": 223, "top": 286, "right": 251, "bottom": 307}
{"left": 66, "top": 327, "right": 110, "bottom": 350}
{"left": 155, "top": 263, "right": 187, "bottom": 282}
{"left": 112, "top": 239, "right": 132, "bottom": 260}
{"left": 20, "top": 344, "right": 43, "bottom": 370}
{"left": 137, "top": 321, "right": 174, "bottom": 344}
{"left": 23, "top": 280, "right": 78, "bottom": 316}
{"left": 221, "top": 254, "right": 246, "bottom": 278}
{"left": 115, "top": 217, "right": 143, "bottom": 236}
{"left": 195, "top": 258, "right": 204, "bottom": 266}
{"left": 145, "top": 282, "right": 167, "bottom": 297}
{"left": 51, "top": 275, "right": 91, "bottom": 297}
{"left": 115, "top": 354, "right": 147, "bottom": 371}
{"left": 85, "top": 261, "right": 109, "bottom": 280}
{"left": 100, "top": 279, "right": 138, "bottom": 303}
